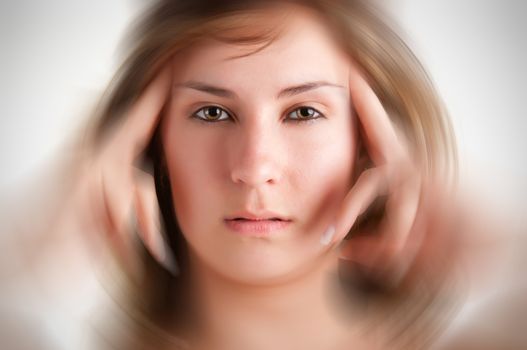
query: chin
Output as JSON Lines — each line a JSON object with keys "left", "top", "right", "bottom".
{"left": 206, "top": 250, "right": 325, "bottom": 287}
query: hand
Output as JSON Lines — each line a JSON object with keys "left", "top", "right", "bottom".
{"left": 69, "top": 64, "right": 177, "bottom": 276}
{"left": 323, "top": 66, "right": 461, "bottom": 292}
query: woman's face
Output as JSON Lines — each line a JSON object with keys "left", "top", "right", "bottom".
{"left": 162, "top": 7, "right": 357, "bottom": 285}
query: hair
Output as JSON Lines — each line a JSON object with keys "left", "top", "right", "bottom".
{"left": 90, "top": 1, "right": 460, "bottom": 349}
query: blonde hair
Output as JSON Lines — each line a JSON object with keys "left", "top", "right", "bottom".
{"left": 92, "top": 1, "right": 459, "bottom": 348}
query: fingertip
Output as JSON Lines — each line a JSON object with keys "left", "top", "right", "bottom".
{"left": 320, "top": 224, "right": 336, "bottom": 246}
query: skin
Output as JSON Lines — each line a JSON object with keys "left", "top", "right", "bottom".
{"left": 80, "top": 4, "right": 433, "bottom": 349}
{"left": 3, "top": 3, "right": 520, "bottom": 350}
{"left": 162, "top": 8, "right": 356, "bottom": 286}
{"left": 160, "top": 6, "right": 365, "bottom": 348}
{"left": 80, "top": 4, "right": 427, "bottom": 346}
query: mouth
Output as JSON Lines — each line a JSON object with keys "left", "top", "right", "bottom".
{"left": 229, "top": 218, "right": 284, "bottom": 221}
{"left": 224, "top": 210, "right": 292, "bottom": 222}
{"left": 223, "top": 212, "right": 292, "bottom": 236}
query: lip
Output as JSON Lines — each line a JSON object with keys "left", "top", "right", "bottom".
{"left": 225, "top": 210, "right": 292, "bottom": 221}
{"left": 224, "top": 218, "right": 291, "bottom": 236}
{"left": 224, "top": 210, "right": 292, "bottom": 236}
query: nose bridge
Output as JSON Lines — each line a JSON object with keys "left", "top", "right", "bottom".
{"left": 230, "top": 116, "right": 281, "bottom": 186}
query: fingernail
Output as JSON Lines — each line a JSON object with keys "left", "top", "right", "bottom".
{"left": 162, "top": 248, "right": 180, "bottom": 276}
{"left": 320, "top": 225, "right": 336, "bottom": 246}
{"left": 157, "top": 222, "right": 180, "bottom": 276}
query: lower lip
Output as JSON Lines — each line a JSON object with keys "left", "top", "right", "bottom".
{"left": 224, "top": 219, "right": 291, "bottom": 236}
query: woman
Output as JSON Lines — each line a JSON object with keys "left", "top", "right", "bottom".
{"left": 3, "top": 0, "right": 473, "bottom": 349}
{"left": 70, "top": 1, "right": 468, "bottom": 349}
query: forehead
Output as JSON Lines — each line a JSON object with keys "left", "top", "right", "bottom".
{"left": 171, "top": 5, "right": 350, "bottom": 89}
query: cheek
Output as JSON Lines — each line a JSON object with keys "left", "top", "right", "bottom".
{"left": 161, "top": 122, "right": 224, "bottom": 238}
{"left": 297, "top": 127, "right": 355, "bottom": 182}
{"left": 291, "top": 123, "right": 356, "bottom": 229}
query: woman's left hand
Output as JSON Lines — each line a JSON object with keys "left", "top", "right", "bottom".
{"left": 322, "top": 66, "right": 462, "bottom": 291}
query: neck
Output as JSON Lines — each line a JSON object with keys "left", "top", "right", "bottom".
{"left": 185, "top": 250, "right": 361, "bottom": 350}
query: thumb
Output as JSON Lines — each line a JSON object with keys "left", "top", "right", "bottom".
{"left": 133, "top": 168, "right": 179, "bottom": 276}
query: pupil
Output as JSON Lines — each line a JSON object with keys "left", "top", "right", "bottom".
{"left": 207, "top": 107, "right": 220, "bottom": 118}
{"left": 299, "top": 107, "right": 312, "bottom": 118}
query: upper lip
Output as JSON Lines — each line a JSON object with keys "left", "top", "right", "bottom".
{"left": 225, "top": 210, "right": 292, "bottom": 221}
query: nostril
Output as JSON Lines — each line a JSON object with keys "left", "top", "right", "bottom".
{"left": 230, "top": 156, "right": 282, "bottom": 187}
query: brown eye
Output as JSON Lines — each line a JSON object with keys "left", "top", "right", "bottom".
{"left": 194, "top": 106, "right": 231, "bottom": 122}
{"left": 287, "top": 106, "right": 322, "bottom": 122}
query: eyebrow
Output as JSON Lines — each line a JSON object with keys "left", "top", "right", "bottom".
{"left": 174, "top": 80, "right": 345, "bottom": 99}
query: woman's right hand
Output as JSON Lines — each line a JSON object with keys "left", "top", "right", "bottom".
{"left": 68, "top": 64, "right": 176, "bottom": 276}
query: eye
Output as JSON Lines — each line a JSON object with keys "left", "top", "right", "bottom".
{"left": 286, "top": 106, "right": 323, "bottom": 122}
{"left": 192, "top": 105, "right": 232, "bottom": 122}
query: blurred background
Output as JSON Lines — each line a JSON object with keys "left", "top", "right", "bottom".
{"left": 0, "top": 0, "right": 525, "bottom": 348}
{"left": 1, "top": 0, "right": 526, "bottom": 217}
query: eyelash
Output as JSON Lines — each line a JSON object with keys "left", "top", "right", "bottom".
{"left": 190, "top": 105, "right": 324, "bottom": 124}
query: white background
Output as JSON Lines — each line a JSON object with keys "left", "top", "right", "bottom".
{"left": 1, "top": 0, "right": 526, "bottom": 218}
{"left": 0, "top": 1, "right": 525, "bottom": 348}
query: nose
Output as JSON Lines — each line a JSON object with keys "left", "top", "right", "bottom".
{"left": 229, "top": 121, "right": 283, "bottom": 187}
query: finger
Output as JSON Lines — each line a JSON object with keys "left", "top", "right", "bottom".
{"left": 339, "top": 185, "right": 462, "bottom": 292}
{"left": 382, "top": 169, "right": 421, "bottom": 247}
{"left": 114, "top": 63, "right": 173, "bottom": 158}
{"left": 134, "top": 168, "right": 178, "bottom": 275}
{"left": 321, "top": 166, "right": 389, "bottom": 246}
{"left": 134, "top": 170, "right": 157, "bottom": 250}
{"left": 101, "top": 165, "right": 134, "bottom": 240}
{"left": 97, "top": 63, "right": 172, "bottom": 246}
{"left": 345, "top": 173, "right": 422, "bottom": 267}
{"left": 348, "top": 65, "right": 405, "bottom": 165}
{"left": 340, "top": 173, "right": 423, "bottom": 287}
